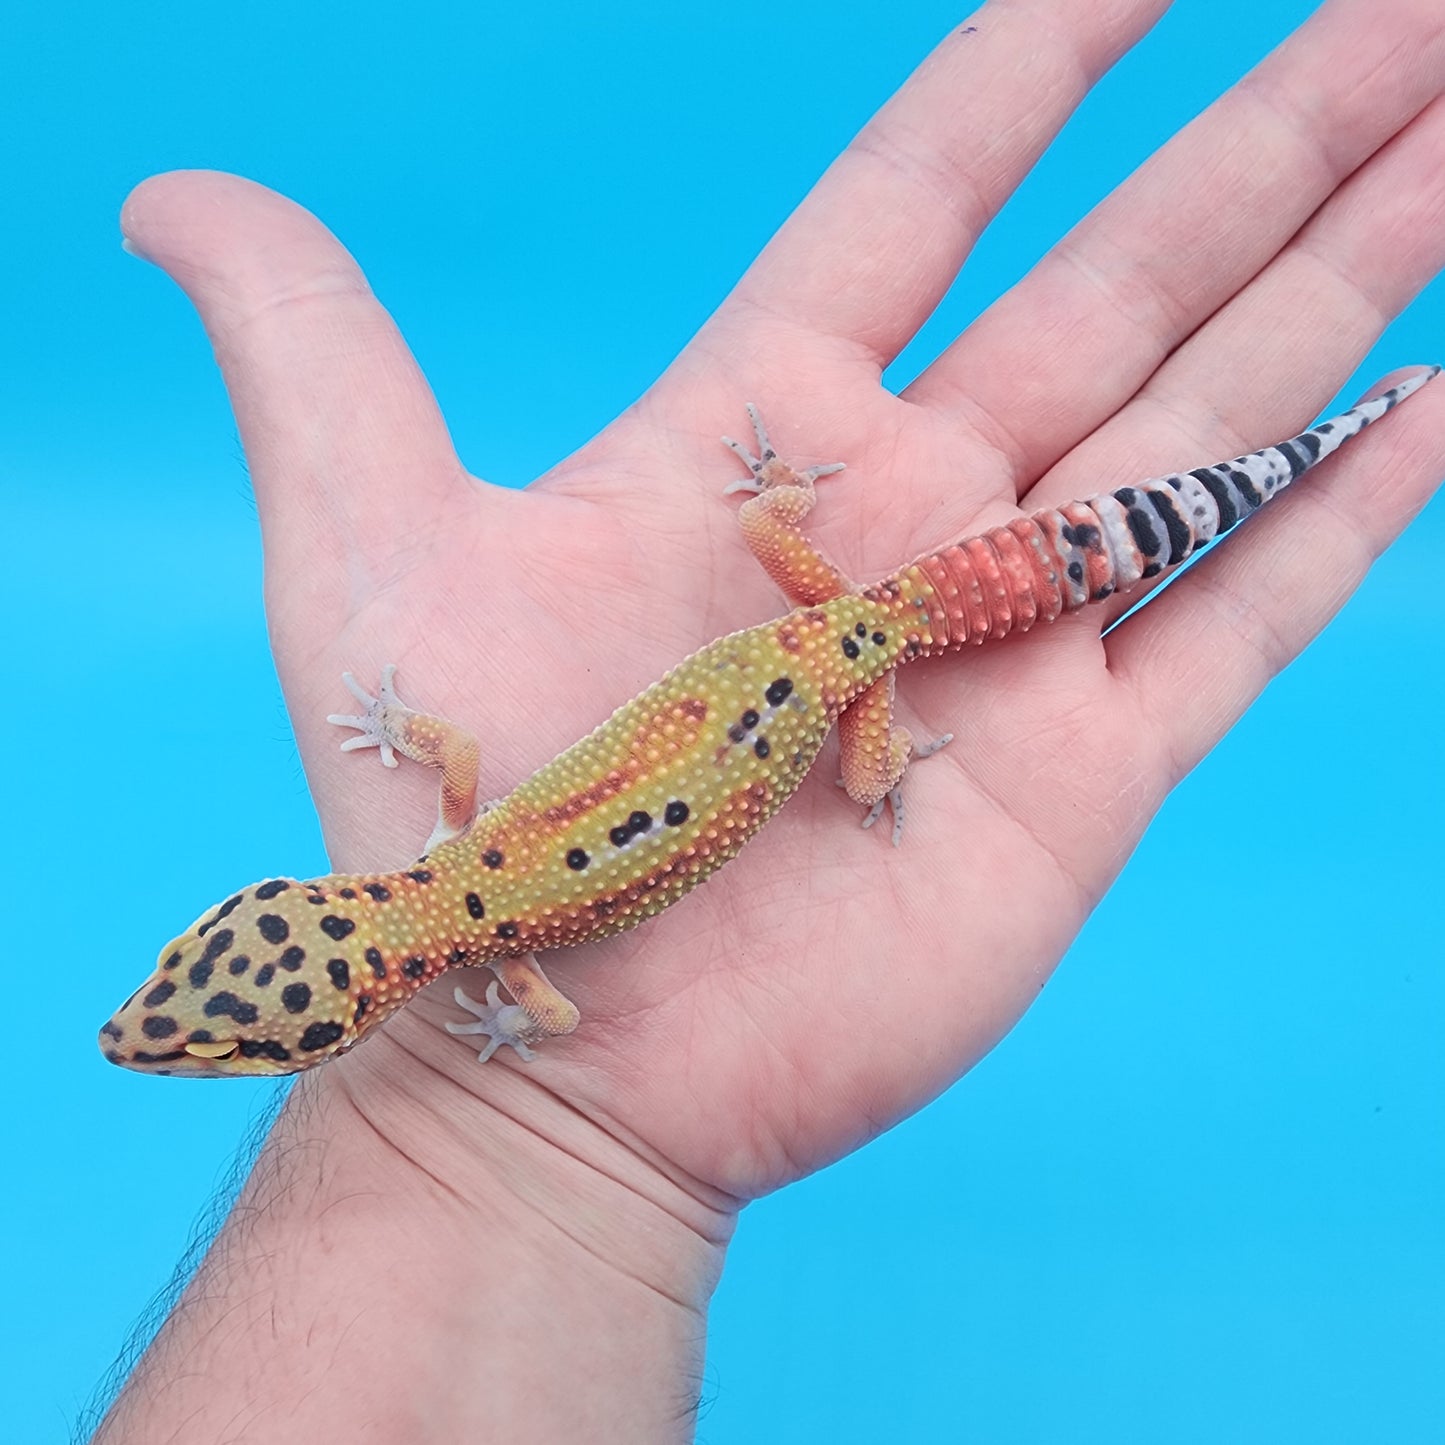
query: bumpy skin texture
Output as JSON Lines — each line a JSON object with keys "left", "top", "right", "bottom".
{"left": 99, "top": 369, "right": 1439, "bottom": 1077}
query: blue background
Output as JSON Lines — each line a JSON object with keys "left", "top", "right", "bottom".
{"left": 3, "top": 1, "right": 1441, "bottom": 1440}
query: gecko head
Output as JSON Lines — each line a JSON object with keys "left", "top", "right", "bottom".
{"left": 98, "top": 878, "right": 392, "bottom": 1078}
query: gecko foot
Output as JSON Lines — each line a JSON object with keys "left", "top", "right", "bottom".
{"left": 838, "top": 731, "right": 954, "bottom": 846}
{"left": 445, "top": 983, "right": 540, "bottom": 1063}
{"left": 722, "top": 403, "right": 846, "bottom": 496}
{"left": 326, "top": 663, "right": 411, "bottom": 767}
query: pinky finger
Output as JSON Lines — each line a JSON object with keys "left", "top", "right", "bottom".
{"left": 1105, "top": 368, "right": 1445, "bottom": 784}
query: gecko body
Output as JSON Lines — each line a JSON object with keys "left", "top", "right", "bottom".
{"left": 100, "top": 371, "right": 1439, "bottom": 1076}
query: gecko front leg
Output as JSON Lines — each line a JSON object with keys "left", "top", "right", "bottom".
{"left": 327, "top": 664, "right": 482, "bottom": 850}
{"left": 447, "top": 956, "right": 581, "bottom": 1063}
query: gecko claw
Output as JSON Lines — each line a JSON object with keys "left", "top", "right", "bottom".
{"left": 327, "top": 665, "right": 411, "bottom": 767}
{"left": 722, "top": 403, "right": 845, "bottom": 495}
{"left": 446, "top": 983, "right": 539, "bottom": 1063}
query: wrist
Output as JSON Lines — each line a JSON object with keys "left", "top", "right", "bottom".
{"left": 98, "top": 996, "right": 737, "bottom": 1444}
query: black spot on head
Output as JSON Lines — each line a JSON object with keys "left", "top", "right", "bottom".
{"left": 841, "top": 637, "right": 860, "bottom": 659}
{"left": 754, "top": 736, "right": 771, "bottom": 759}
{"left": 327, "top": 958, "right": 350, "bottom": 991}
{"left": 497, "top": 922, "right": 519, "bottom": 940}
{"left": 143, "top": 980, "right": 176, "bottom": 1008}
{"left": 241, "top": 1039, "right": 292, "bottom": 1062}
{"left": 198, "top": 895, "right": 244, "bottom": 937}
{"left": 765, "top": 677, "right": 793, "bottom": 707}
{"left": 566, "top": 848, "right": 589, "bottom": 871}
{"left": 204, "top": 992, "right": 260, "bottom": 1025}
{"left": 133, "top": 1049, "right": 186, "bottom": 1065}
{"left": 198, "top": 929, "right": 235, "bottom": 970}
{"left": 186, "top": 1029, "right": 213, "bottom": 1044}
{"left": 254, "top": 963, "right": 276, "bottom": 988}
{"left": 320, "top": 915, "right": 355, "bottom": 941}
{"left": 365, "top": 947, "right": 387, "bottom": 980}
{"left": 254, "top": 879, "right": 290, "bottom": 901}
{"left": 402, "top": 956, "right": 427, "bottom": 979}
{"left": 100, "top": 1021, "right": 123, "bottom": 1042}
{"left": 142, "top": 1015, "right": 177, "bottom": 1040}
{"left": 162, "top": 951, "right": 182, "bottom": 971}
{"left": 629, "top": 810, "right": 652, "bottom": 834}
{"left": 300, "top": 1021, "right": 345, "bottom": 1052}
{"left": 664, "top": 800, "right": 689, "bottom": 826}
{"left": 228, "top": 954, "right": 251, "bottom": 976}
{"left": 189, "top": 957, "right": 215, "bottom": 991}
{"left": 483, "top": 850, "right": 504, "bottom": 869}
{"left": 257, "top": 913, "right": 290, "bottom": 944}
{"left": 363, "top": 883, "right": 391, "bottom": 902}
{"left": 279, "top": 945, "right": 306, "bottom": 972}
{"left": 466, "top": 892, "right": 486, "bottom": 920}
{"left": 406, "top": 869, "right": 433, "bottom": 884}
{"left": 741, "top": 710, "right": 760, "bottom": 729}
{"left": 282, "top": 982, "right": 312, "bottom": 1014}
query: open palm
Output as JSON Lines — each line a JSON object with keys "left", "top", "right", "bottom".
{"left": 121, "top": 0, "right": 1445, "bottom": 1203}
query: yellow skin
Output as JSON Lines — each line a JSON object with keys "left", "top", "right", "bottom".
{"left": 99, "top": 373, "right": 1437, "bottom": 1076}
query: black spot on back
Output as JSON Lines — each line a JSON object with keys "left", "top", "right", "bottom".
{"left": 497, "top": 923, "right": 518, "bottom": 940}
{"left": 402, "top": 956, "right": 427, "bottom": 979}
{"left": 406, "top": 869, "right": 433, "bottom": 884}
{"left": 841, "top": 637, "right": 860, "bottom": 659}
{"left": 254, "top": 879, "right": 290, "bottom": 901}
{"left": 664, "top": 800, "right": 689, "bottom": 826}
{"left": 566, "top": 849, "right": 589, "bottom": 871}
{"left": 363, "top": 883, "right": 391, "bottom": 902}
{"left": 327, "top": 958, "right": 350, "bottom": 991}
{"left": 754, "top": 737, "right": 770, "bottom": 759}
{"left": 765, "top": 678, "right": 793, "bottom": 706}
{"left": 320, "top": 915, "right": 355, "bottom": 941}
{"left": 365, "top": 947, "right": 387, "bottom": 979}
{"left": 466, "top": 892, "right": 485, "bottom": 919}
{"left": 483, "top": 850, "right": 504, "bottom": 869}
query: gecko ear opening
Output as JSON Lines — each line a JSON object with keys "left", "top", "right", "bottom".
{"left": 184, "top": 1039, "right": 240, "bottom": 1061}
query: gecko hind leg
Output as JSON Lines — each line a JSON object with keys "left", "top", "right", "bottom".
{"left": 446, "top": 955, "right": 580, "bottom": 1064}
{"left": 327, "top": 664, "right": 482, "bottom": 850}
{"left": 722, "top": 404, "right": 852, "bottom": 607}
{"left": 835, "top": 675, "right": 953, "bottom": 846}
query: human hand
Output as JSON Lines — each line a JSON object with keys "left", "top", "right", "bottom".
{"left": 116, "top": 0, "right": 1445, "bottom": 1207}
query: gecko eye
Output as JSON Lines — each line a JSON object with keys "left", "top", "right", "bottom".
{"left": 184, "top": 1039, "right": 240, "bottom": 1061}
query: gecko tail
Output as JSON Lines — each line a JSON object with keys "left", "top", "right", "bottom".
{"left": 871, "top": 365, "right": 1441, "bottom": 650}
